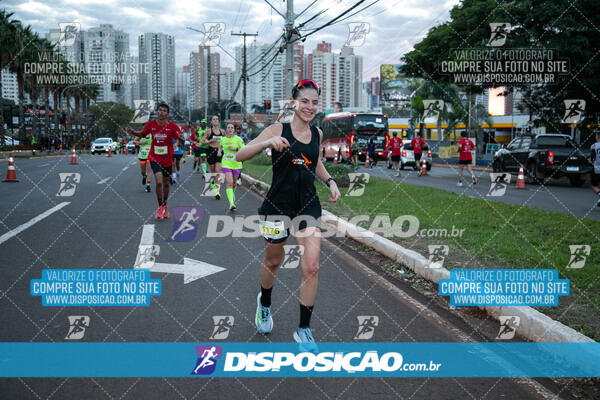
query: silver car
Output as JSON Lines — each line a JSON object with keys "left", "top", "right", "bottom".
{"left": 91, "top": 138, "right": 117, "bottom": 154}
{"left": 387, "top": 140, "right": 432, "bottom": 171}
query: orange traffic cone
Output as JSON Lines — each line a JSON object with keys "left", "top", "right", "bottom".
{"left": 364, "top": 158, "right": 370, "bottom": 168}
{"left": 107, "top": 147, "right": 112, "bottom": 157}
{"left": 334, "top": 155, "right": 338, "bottom": 164}
{"left": 125, "top": 145, "right": 129, "bottom": 155}
{"left": 3, "top": 153, "right": 19, "bottom": 182}
{"left": 516, "top": 164, "right": 526, "bottom": 189}
{"left": 70, "top": 148, "right": 78, "bottom": 164}
{"left": 420, "top": 160, "right": 428, "bottom": 176}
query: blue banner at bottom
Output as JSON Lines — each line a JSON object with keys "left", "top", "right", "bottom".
{"left": 0, "top": 342, "right": 598, "bottom": 378}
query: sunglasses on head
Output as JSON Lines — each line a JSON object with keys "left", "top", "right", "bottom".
{"left": 294, "top": 79, "right": 321, "bottom": 95}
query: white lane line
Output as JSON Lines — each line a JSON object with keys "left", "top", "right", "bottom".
{"left": 38, "top": 163, "right": 50, "bottom": 167}
{"left": 97, "top": 177, "right": 110, "bottom": 184}
{"left": 140, "top": 224, "right": 154, "bottom": 246}
{"left": 0, "top": 202, "right": 70, "bottom": 245}
{"left": 121, "top": 165, "right": 129, "bottom": 172}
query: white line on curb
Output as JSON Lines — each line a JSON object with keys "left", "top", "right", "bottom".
{"left": 0, "top": 202, "right": 70, "bottom": 246}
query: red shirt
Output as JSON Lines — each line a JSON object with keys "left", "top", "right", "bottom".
{"left": 141, "top": 120, "right": 182, "bottom": 167}
{"left": 411, "top": 137, "right": 426, "bottom": 154}
{"left": 190, "top": 131, "right": 200, "bottom": 149}
{"left": 458, "top": 138, "right": 475, "bottom": 160}
{"left": 389, "top": 137, "right": 402, "bottom": 156}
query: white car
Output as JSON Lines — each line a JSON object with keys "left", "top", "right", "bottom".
{"left": 1, "top": 136, "right": 20, "bottom": 145}
{"left": 91, "top": 138, "right": 117, "bottom": 154}
{"left": 387, "top": 140, "right": 432, "bottom": 171}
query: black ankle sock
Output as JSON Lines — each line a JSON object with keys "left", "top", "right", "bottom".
{"left": 299, "top": 304, "right": 314, "bottom": 328}
{"left": 261, "top": 286, "right": 272, "bottom": 307}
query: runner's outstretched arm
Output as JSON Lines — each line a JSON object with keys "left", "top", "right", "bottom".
{"left": 314, "top": 128, "right": 341, "bottom": 202}
{"left": 236, "top": 124, "right": 287, "bottom": 162}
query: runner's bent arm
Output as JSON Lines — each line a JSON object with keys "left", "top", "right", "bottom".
{"left": 315, "top": 128, "right": 341, "bottom": 202}
{"left": 236, "top": 124, "right": 288, "bottom": 162}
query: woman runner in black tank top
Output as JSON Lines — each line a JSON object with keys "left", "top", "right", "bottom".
{"left": 236, "top": 80, "right": 341, "bottom": 350}
{"left": 202, "top": 115, "right": 225, "bottom": 198}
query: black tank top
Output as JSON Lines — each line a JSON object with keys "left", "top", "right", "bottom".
{"left": 259, "top": 123, "right": 321, "bottom": 217}
{"left": 207, "top": 127, "right": 222, "bottom": 142}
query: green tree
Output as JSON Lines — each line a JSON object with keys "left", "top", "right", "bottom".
{"left": 0, "top": 9, "right": 20, "bottom": 143}
{"left": 89, "top": 102, "right": 134, "bottom": 138}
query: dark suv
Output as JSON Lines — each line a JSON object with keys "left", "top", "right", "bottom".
{"left": 492, "top": 134, "right": 592, "bottom": 186}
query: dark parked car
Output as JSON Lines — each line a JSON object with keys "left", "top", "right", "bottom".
{"left": 492, "top": 134, "right": 592, "bottom": 186}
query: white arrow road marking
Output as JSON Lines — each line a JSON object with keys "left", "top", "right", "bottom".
{"left": 0, "top": 202, "right": 70, "bottom": 245}
{"left": 134, "top": 224, "right": 225, "bottom": 284}
{"left": 151, "top": 258, "right": 226, "bottom": 284}
{"left": 97, "top": 177, "right": 110, "bottom": 184}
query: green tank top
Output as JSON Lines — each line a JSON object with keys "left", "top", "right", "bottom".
{"left": 198, "top": 128, "right": 209, "bottom": 149}
{"left": 219, "top": 135, "right": 244, "bottom": 170}
{"left": 138, "top": 134, "right": 152, "bottom": 160}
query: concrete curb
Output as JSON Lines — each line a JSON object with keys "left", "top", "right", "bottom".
{"left": 432, "top": 162, "right": 492, "bottom": 172}
{"left": 241, "top": 173, "right": 594, "bottom": 343}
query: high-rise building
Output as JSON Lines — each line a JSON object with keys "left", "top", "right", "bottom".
{"left": 45, "top": 27, "right": 86, "bottom": 66}
{"left": 189, "top": 46, "right": 220, "bottom": 110}
{"left": 1, "top": 68, "right": 21, "bottom": 104}
{"left": 235, "top": 42, "right": 285, "bottom": 113}
{"left": 175, "top": 65, "right": 190, "bottom": 111}
{"left": 220, "top": 67, "right": 235, "bottom": 102}
{"left": 138, "top": 32, "right": 175, "bottom": 105}
{"left": 308, "top": 42, "right": 337, "bottom": 113}
{"left": 367, "top": 77, "right": 380, "bottom": 109}
{"left": 338, "top": 46, "right": 363, "bottom": 109}
{"left": 86, "top": 24, "right": 130, "bottom": 104}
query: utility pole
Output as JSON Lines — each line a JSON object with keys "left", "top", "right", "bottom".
{"left": 231, "top": 32, "right": 258, "bottom": 122}
{"left": 285, "top": 0, "right": 295, "bottom": 96}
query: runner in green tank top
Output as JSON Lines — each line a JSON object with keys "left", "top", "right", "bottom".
{"left": 134, "top": 134, "right": 153, "bottom": 192}
{"left": 219, "top": 123, "right": 245, "bottom": 211}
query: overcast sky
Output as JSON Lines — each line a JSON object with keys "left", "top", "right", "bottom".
{"left": 4, "top": 0, "right": 459, "bottom": 81}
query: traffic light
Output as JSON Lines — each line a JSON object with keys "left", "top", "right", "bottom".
{"left": 264, "top": 100, "right": 271, "bottom": 111}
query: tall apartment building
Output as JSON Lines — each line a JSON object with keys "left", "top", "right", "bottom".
{"left": 189, "top": 46, "right": 220, "bottom": 110}
{"left": 86, "top": 24, "right": 130, "bottom": 104}
{"left": 235, "top": 42, "right": 285, "bottom": 113}
{"left": 138, "top": 32, "right": 175, "bottom": 105}
{"left": 338, "top": 46, "right": 363, "bottom": 109}
{"left": 219, "top": 67, "right": 235, "bottom": 102}
{"left": 175, "top": 65, "right": 190, "bottom": 111}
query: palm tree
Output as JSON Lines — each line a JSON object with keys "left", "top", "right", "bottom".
{"left": 8, "top": 23, "right": 37, "bottom": 142}
{"left": 0, "top": 10, "right": 20, "bottom": 143}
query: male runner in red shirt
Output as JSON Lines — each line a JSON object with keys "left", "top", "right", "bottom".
{"left": 410, "top": 133, "right": 427, "bottom": 176}
{"left": 127, "top": 103, "right": 185, "bottom": 219}
{"left": 457, "top": 131, "right": 477, "bottom": 186}
{"left": 389, "top": 131, "right": 402, "bottom": 177}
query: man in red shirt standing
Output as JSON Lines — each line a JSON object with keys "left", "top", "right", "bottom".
{"left": 127, "top": 103, "right": 185, "bottom": 219}
{"left": 389, "top": 131, "right": 403, "bottom": 177}
{"left": 457, "top": 131, "right": 477, "bottom": 186}
{"left": 410, "top": 133, "right": 427, "bottom": 176}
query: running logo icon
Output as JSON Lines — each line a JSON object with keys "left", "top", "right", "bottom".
{"left": 281, "top": 245, "right": 304, "bottom": 269}
{"left": 428, "top": 245, "right": 449, "bottom": 268}
{"left": 278, "top": 100, "right": 297, "bottom": 123}
{"left": 58, "top": 22, "right": 80, "bottom": 46}
{"left": 56, "top": 173, "right": 80, "bottom": 197}
{"left": 168, "top": 207, "right": 205, "bottom": 242}
{"left": 347, "top": 173, "right": 370, "bottom": 196}
{"left": 134, "top": 244, "right": 160, "bottom": 269}
{"left": 487, "top": 23, "right": 510, "bottom": 47}
{"left": 354, "top": 316, "right": 379, "bottom": 340}
{"left": 487, "top": 173, "right": 511, "bottom": 197}
{"left": 566, "top": 245, "right": 590, "bottom": 269}
{"left": 202, "top": 173, "right": 223, "bottom": 196}
{"left": 209, "top": 316, "right": 234, "bottom": 340}
{"left": 191, "top": 345, "right": 222, "bottom": 375}
{"left": 65, "top": 316, "right": 89, "bottom": 340}
{"left": 203, "top": 23, "right": 226, "bottom": 46}
{"left": 496, "top": 316, "right": 520, "bottom": 340}
{"left": 561, "top": 100, "right": 585, "bottom": 124}
{"left": 131, "top": 100, "right": 155, "bottom": 124}
{"left": 423, "top": 100, "right": 444, "bottom": 124}
{"left": 345, "top": 22, "right": 370, "bottom": 47}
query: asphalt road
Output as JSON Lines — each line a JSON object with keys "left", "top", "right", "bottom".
{"left": 0, "top": 154, "right": 583, "bottom": 399}
{"left": 361, "top": 161, "right": 600, "bottom": 220}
